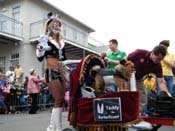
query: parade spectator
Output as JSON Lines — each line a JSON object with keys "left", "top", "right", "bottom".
{"left": 0, "top": 74, "right": 9, "bottom": 114}
{"left": 40, "top": 83, "right": 49, "bottom": 111}
{"left": 158, "top": 40, "right": 175, "bottom": 95}
{"left": 0, "top": 88, "right": 8, "bottom": 114}
{"left": 36, "top": 12, "right": 67, "bottom": 131}
{"left": 23, "top": 76, "right": 29, "bottom": 89}
{"left": 27, "top": 68, "right": 43, "bottom": 114}
{"left": 127, "top": 45, "right": 171, "bottom": 113}
{"left": 0, "top": 75, "right": 9, "bottom": 95}
{"left": 64, "top": 88, "right": 69, "bottom": 111}
{"left": 14, "top": 64, "right": 24, "bottom": 83}
{"left": 0, "top": 74, "right": 7, "bottom": 88}
{"left": 5, "top": 66, "right": 15, "bottom": 83}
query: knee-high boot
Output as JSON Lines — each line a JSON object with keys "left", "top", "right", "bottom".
{"left": 47, "top": 108, "right": 56, "bottom": 131}
{"left": 53, "top": 108, "right": 63, "bottom": 131}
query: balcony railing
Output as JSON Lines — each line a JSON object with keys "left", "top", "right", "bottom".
{"left": 29, "top": 19, "right": 108, "bottom": 54}
{"left": 29, "top": 20, "right": 46, "bottom": 40}
{"left": 88, "top": 37, "right": 108, "bottom": 53}
{"left": 0, "top": 14, "right": 23, "bottom": 38}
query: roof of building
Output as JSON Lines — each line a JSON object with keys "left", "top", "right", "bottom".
{"left": 43, "top": 0, "right": 95, "bottom": 33}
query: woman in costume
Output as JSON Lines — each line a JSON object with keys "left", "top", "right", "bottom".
{"left": 36, "top": 12, "right": 66, "bottom": 131}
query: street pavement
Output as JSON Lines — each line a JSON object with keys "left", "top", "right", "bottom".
{"left": 0, "top": 110, "right": 68, "bottom": 131}
{"left": 0, "top": 110, "right": 175, "bottom": 131}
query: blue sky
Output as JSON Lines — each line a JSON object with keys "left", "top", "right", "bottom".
{"left": 45, "top": 0, "right": 175, "bottom": 54}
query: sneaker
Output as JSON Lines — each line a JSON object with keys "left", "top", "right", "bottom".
{"left": 127, "top": 121, "right": 153, "bottom": 130}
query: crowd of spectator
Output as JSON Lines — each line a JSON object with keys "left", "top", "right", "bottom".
{"left": 0, "top": 65, "right": 54, "bottom": 114}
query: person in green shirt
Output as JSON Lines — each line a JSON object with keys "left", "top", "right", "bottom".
{"left": 106, "top": 39, "right": 126, "bottom": 69}
{"left": 100, "top": 39, "right": 126, "bottom": 92}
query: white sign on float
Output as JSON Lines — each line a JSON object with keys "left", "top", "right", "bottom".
{"left": 93, "top": 97, "right": 122, "bottom": 122}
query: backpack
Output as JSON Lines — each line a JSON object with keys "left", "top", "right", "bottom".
{"left": 146, "top": 91, "right": 175, "bottom": 117}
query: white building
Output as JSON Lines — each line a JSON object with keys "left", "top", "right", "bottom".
{"left": 0, "top": 0, "right": 107, "bottom": 78}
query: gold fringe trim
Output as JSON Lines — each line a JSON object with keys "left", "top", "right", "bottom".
{"left": 79, "top": 54, "right": 105, "bottom": 84}
{"left": 69, "top": 97, "right": 77, "bottom": 128}
{"left": 76, "top": 124, "right": 128, "bottom": 131}
{"left": 75, "top": 118, "right": 142, "bottom": 131}
{"left": 69, "top": 112, "right": 76, "bottom": 128}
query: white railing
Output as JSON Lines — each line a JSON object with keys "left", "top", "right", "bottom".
{"left": 0, "top": 14, "right": 23, "bottom": 38}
